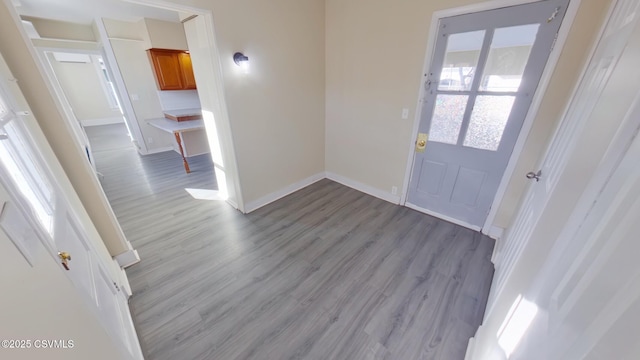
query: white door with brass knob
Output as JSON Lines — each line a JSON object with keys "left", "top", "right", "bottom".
{"left": 0, "top": 53, "right": 142, "bottom": 359}
{"left": 406, "top": 0, "right": 568, "bottom": 229}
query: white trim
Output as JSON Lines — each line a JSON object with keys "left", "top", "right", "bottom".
{"left": 114, "top": 248, "right": 140, "bottom": 268}
{"left": 226, "top": 198, "right": 239, "bottom": 210}
{"left": 482, "top": 0, "right": 582, "bottom": 232}
{"left": 113, "top": 260, "right": 134, "bottom": 297}
{"left": 144, "top": 145, "right": 174, "bottom": 155}
{"left": 485, "top": 225, "right": 504, "bottom": 265}
{"left": 464, "top": 335, "right": 477, "bottom": 360}
{"left": 93, "top": 18, "right": 148, "bottom": 155}
{"left": 405, "top": 202, "right": 482, "bottom": 231}
{"left": 491, "top": 240, "right": 501, "bottom": 265}
{"left": 326, "top": 172, "right": 401, "bottom": 205}
{"left": 400, "top": 0, "right": 583, "bottom": 231}
{"left": 485, "top": 225, "right": 505, "bottom": 240}
{"left": 81, "top": 116, "right": 125, "bottom": 127}
{"left": 32, "top": 47, "right": 92, "bottom": 164}
{"left": 244, "top": 172, "right": 325, "bottom": 213}
{"left": 31, "top": 38, "right": 101, "bottom": 51}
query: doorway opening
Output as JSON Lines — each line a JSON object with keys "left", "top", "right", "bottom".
{"left": 17, "top": 5, "right": 243, "bottom": 213}
{"left": 35, "top": 49, "right": 133, "bottom": 170}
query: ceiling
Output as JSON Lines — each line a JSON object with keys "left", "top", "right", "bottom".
{"left": 14, "top": 0, "right": 180, "bottom": 24}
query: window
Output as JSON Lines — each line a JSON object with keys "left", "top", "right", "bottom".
{"left": 0, "top": 94, "right": 55, "bottom": 236}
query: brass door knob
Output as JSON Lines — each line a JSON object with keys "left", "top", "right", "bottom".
{"left": 58, "top": 251, "right": 71, "bottom": 270}
{"left": 418, "top": 140, "right": 426, "bottom": 147}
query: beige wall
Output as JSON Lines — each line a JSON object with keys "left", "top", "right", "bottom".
{"left": 143, "top": 18, "right": 188, "bottom": 50}
{"left": 177, "top": 0, "right": 326, "bottom": 205}
{"left": 22, "top": 15, "right": 96, "bottom": 42}
{"left": 0, "top": 2, "right": 130, "bottom": 256}
{"left": 47, "top": 53, "right": 121, "bottom": 121}
{"left": 103, "top": 18, "right": 174, "bottom": 151}
{"left": 325, "top": 0, "right": 611, "bottom": 229}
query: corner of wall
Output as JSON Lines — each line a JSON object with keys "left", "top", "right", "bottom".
{"left": 325, "top": 172, "right": 401, "bottom": 205}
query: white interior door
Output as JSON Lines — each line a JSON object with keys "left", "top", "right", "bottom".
{"left": 489, "top": 0, "right": 640, "bottom": 315}
{"left": 507, "top": 94, "right": 640, "bottom": 359}
{"left": 407, "top": 0, "right": 568, "bottom": 229}
{"left": 0, "top": 54, "right": 142, "bottom": 359}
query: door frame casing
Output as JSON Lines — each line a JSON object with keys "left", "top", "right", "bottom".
{"left": 124, "top": 0, "right": 246, "bottom": 212}
{"left": 33, "top": 47, "right": 116, "bottom": 165}
{"left": 401, "top": 0, "right": 582, "bottom": 236}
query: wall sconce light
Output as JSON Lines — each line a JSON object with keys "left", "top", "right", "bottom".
{"left": 233, "top": 52, "right": 249, "bottom": 74}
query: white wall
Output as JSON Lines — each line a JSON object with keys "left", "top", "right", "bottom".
{"left": 47, "top": 53, "right": 121, "bottom": 123}
{"left": 22, "top": 15, "right": 96, "bottom": 41}
{"left": 325, "top": 0, "right": 611, "bottom": 229}
{"left": 156, "top": 89, "right": 201, "bottom": 111}
{"left": 143, "top": 18, "right": 188, "bottom": 50}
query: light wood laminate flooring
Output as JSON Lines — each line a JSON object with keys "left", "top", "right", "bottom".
{"left": 86, "top": 124, "right": 495, "bottom": 360}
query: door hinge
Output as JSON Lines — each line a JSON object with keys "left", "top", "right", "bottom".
{"left": 550, "top": 31, "right": 559, "bottom": 52}
{"left": 424, "top": 72, "right": 433, "bottom": 91}
{"left": 547, "top": 6, "right": 561, "bottom": 23}
{"left": 113, "top": 281, "right": 120, "bottom": 292}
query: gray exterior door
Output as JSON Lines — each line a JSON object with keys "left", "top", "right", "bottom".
{"left": 407, "top": 0, "right": 569, "bottom": 228}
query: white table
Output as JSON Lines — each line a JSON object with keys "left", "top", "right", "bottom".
{"left": 148, "top": 118, "right": 205, "bottom": 174}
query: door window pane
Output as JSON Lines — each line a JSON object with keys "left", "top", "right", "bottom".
{"left": 0, "top": 120, "right": 55, "bottom": 235}
{"left": 439, "top": 30, "right": 485, "bottom": 91}
{"left": 429, "top": 95, "right": 468, "bottom": 144}
{"left": 479, "top": 24, "right": 540, "bottom": 92}
{"left": 464, "top": 95, "right": 515, "bottom": 151}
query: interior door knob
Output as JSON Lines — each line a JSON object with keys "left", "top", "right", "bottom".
{"left": 526, "top": 170, "right": 542, "bottom": 182}
{"left": 58, "top": 251, "right": 71, "bottom": 270}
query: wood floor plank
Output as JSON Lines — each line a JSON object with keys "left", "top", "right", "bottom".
{"left": 87, "top": 123, "right": 496, "bottom": 360}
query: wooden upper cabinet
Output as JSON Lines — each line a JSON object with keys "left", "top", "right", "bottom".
{"left": 178, "top": 52, "right": 197, "bottom": 90}
{"left": 147, "top": 49, "right": 196, "bottom": 91}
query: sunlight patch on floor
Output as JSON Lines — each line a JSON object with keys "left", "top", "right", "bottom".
{"left": 185, "top": 188, "right": 227, "bottom": 201}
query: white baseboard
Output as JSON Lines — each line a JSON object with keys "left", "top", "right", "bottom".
{"left": 483, "top": 226, "right": 504, "bottom": 265}
{"left": 143, "top": 145, "right": 174, "bottom": 155}
{"left": 484, "top": 225, "right": 504, "bottom": 240}
{"left": 244, "top": 172, "right": 326, "bottom": 213}
{"left": 325, "top": 172, "right": 401, "bottom": 205}
{"left": 226, "top": 198, "right": 239, "bottom": 210}
{"left": 464, "top": 336, "right": 476, "bottom": 360}
{"left": 114, "top": 248, "right": 140, "bottom": 268}
{"left": 81, "top": 116, "right": 124, "bottom": 127}
{"left": 491, "top": 244, "right": 500, "bottom": 265}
